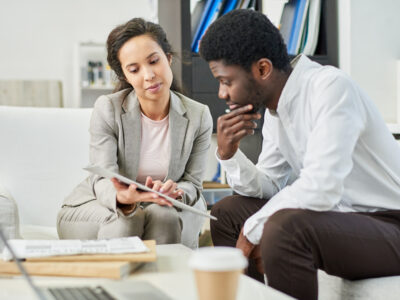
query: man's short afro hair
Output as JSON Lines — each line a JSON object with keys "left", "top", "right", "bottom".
{"left": 199, "top": 9, "right": 290, "bottom": 71}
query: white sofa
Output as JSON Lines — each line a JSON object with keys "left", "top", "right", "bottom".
{"left": 0, "top": 105, "right": 206, "bottom": 248}
{"left": 0, "top": 105, "right": 399, "bottom": 299}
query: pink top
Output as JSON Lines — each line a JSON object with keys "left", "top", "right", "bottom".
{"left": 136, "top": 112, "right": 171, "bottom": 184}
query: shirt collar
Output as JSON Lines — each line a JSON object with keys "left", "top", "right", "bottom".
{"left": 274, "top": 54, "right": 316, "bottom": 114}
{"left": 121, "top": 89, "right": 186, "bottom": 116}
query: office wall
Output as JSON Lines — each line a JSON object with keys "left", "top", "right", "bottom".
{"left": 338, "top": 0, "right": 400, "bottom": 124}
{"left": 0, "top": 0, "right": 153, "bottom": 107}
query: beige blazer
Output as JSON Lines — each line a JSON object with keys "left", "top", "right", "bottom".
{"left": 62, "top": 89, "right": 213, "bottom": 212}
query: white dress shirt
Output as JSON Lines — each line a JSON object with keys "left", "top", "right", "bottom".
{"left": 218, "top": 55, "right": 400, "bottom": 245}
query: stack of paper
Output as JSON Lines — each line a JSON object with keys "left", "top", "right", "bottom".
{"left": 2, "top": 236, "right": 149, "bottom": 260}
{"left": 0, "top": 239, "right": 156, "bottom": 279}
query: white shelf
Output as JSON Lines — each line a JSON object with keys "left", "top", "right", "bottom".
{"left": 74, "top": 42, "right": 117, "bottom": 107}
{"left": 203, "top": 188, "right": 233, "bottom": 206}
{"left": 387, "top": 123, "right": 400, "bottom": 134}
{"left": 81, "top": 86, "right": 114, "bottom": 91}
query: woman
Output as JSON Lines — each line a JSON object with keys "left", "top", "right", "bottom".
{"left": 57, "top": 18, "right": 213, "bottom": 245}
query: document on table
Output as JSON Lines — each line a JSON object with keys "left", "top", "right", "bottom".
{"left": 2, "top": 236, "right": 149, "bottom": 261}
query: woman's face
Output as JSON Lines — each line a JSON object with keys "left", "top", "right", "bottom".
{"left": 118, "top": 34, "right": 173, "bottom": 102}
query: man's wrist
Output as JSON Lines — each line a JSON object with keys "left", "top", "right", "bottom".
{"left": 236, "top": 228, "right": 255, "bottom": 257}
{"left": 217, "top": 148, "right": 235, "bottom": 160}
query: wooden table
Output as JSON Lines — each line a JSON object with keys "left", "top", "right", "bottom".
{"left": 0, "top": 244, "right": 293, "bottom": 300}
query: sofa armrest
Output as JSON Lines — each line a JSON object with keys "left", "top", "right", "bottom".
{"left": 0, "top": 185, "right": 21, "bottom": 249}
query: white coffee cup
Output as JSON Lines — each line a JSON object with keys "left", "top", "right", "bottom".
{"left": 189, "top": 247, "right": 248, "bottom": 300}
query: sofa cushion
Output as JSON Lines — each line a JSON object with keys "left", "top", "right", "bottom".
{"left": 318, "top": 270, "right": 400, "bottom": 300}
{"left": 20, "top": 225, "right": 58, "bottom": 240}
{"left": 0, "top": 185, "right": 21, "bottom": 251}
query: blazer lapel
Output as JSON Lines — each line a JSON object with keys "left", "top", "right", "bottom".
{"left": 121, "top": 91, "right": 141, "bottom": 180}
{"left": 167, "top": 92, "right": 188, "bottom": 179}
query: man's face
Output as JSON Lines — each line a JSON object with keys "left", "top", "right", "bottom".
{"left": 209, "top": 60, "right": 265, "bottom": 112}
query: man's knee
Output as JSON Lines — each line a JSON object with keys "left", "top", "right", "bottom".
{"left": 210, "top": 195, "right": 242, "bottom": 231}
{"left": 211, "top": 194, "right": 257, "bottom": 221}
{"left": 266, "top": 209, "right": 316, "bottom": 234}
{"left": 261, "top": 209, "right": 315, "bottom": 261}
{"left": 210, "top": 195, "right": 237, "bottom": 217}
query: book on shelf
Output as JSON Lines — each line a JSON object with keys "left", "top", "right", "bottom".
{"left": 0, "top": 240, "right": 156, "bottom": 279}
{"left": 287, "top": 0, "right": 309, "bottom": 55}
{"left": 191, "top": 0, "right": 322, "bottom": 56}
{"left": 192, "top": 0, "right": 225, "bottom": 53}
{"left": 239, "top": 0, "right": 251, "bottom": 9}
{"left": 302, "top": 0, "right": 321, "bottom": 55}
{"left": 191, "top": 0, "right": 213, "bottom": 53}
{"left": 233, "top": 0, "right": 255, "bottom": 9}
{"left": 218, "top": 0, "right": 238, "bottom": 17}
{"left": 279, "top": 0, "right": 321, "bottom": 56}
{"left": 235, "top": 0, "right": 244, "bottom": 9}
{"left": 191, "top": 0, "right": 207, "bottom": 39}
{"left": 206, "top": 0, "right": 226, "bottom": 27}
{"left": 298, "top": 7, "right": 309, "bottom": 53}
{"left": 247, "top": 0, "right": 257, "bottom": 10}
{"left": 262, "top": 0, "right": 288, "bottom": 28}
{"left": 279, "top": 0, "right": 297, "bottom": 49}
{"left": 191, "top": 0, "right": 258, "bottom": 53}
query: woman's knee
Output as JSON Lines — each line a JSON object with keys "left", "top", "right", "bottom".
{"left": 210, "top": 195, "right": 238, "bottom": 231}
{"left": 210, "top": 194, "right": 254, "bottom": 224}
{"left": 98, "top": 208, "right": 145, "bottom": 239}
{"left": 143, "top": 205, "right": 182, "bottom": 243}
{"left": 145, "top": 204, "right": 181, "bottom": 228}
{"left": 57, "top": 201, "right": 116, "bottom": 239}
{"left": 210, "top": 195, "right": 236, "bottom": 218}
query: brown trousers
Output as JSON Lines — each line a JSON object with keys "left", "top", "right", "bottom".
{"left": 210, "top": 195, "right": 400, "bottom": 300}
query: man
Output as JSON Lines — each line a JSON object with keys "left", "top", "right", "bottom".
{"left": 199, "top": 9, "right": 400, "bottom": 300}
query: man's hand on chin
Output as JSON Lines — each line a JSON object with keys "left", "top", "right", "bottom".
{"left": 236, "top": 228, "right": 264, "bottom": 274}
{"left": 217, "top": 104, "right": 261, "bottom": 160}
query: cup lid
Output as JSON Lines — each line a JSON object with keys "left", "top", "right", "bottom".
{"left": 189, "top": 246, "right": 248, "bottom": 271}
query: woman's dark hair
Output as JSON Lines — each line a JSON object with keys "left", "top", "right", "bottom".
{"left": 107, "top": 18, "right": 182, "bottom": 93}
{"left": 200, "top": 9, "right": 291, "bottom": 72}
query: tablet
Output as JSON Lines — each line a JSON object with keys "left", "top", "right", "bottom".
{"left": 84, "top": 166, "right": 217, "bottom": 221}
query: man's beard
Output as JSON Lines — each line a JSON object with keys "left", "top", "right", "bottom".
{"left": 244, "top": 77, "right": 265, "bottom": 113}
